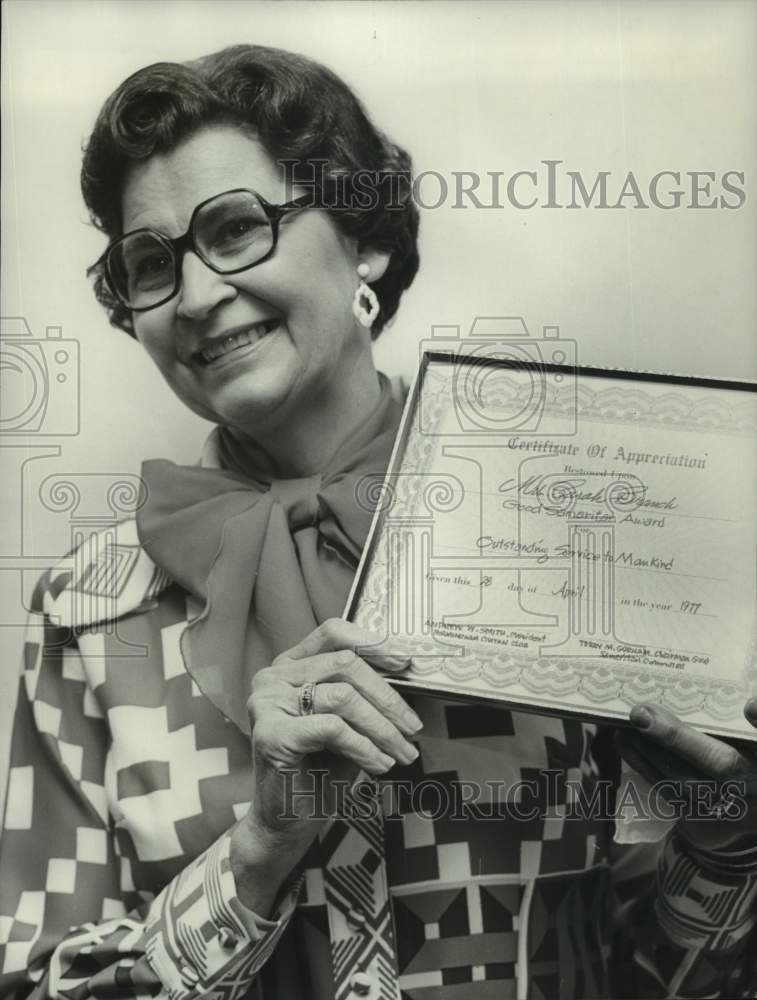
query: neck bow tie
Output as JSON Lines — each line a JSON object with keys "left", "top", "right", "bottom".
{"left": 136, "top": 374, "right": 404, "bottom": 732}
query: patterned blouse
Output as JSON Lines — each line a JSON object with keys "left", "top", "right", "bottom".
{"left": 1, "top": 513, "right": 756, "bottom": 998}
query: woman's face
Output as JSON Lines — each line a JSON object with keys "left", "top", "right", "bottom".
{"left": 122, "top": 125, "right": 384, "bottom": 433}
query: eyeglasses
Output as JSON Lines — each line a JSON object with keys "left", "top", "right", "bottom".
{"left": 97, "top": 188, "right": 312, "bottom": 312}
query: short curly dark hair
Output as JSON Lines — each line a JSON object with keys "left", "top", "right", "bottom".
{"left": 81, "top": 44, "right": 420, "bottom": 338}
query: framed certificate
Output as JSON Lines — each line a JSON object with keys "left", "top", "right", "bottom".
{"left": 346, "top": 341, "right": 757, "bottom": 741}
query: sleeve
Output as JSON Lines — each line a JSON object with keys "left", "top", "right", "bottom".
{"left": 595, "top": 722, "right": 757, "bottom": 998}
{"left": 0, "top": 610, "right": 303, "bottom": 1000}
{"left": 629, "top": 832, "right": 756, "bottom": 996}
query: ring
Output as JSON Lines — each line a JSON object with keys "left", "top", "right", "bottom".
{"left": 298, "top": 681, "right": 317, "bottom": 716}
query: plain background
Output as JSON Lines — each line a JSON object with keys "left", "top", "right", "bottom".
{"left": 1, "top": 0, "right": 756, "bottom": 814}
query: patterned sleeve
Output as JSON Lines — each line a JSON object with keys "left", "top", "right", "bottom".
{"left": 0, "top": 616, "right": 301, "bottom": 1000}
{"left": 609, "top": 789, "right": 757, "bottom": 996}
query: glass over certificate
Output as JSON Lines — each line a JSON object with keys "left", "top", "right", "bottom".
{"left": 347, "top": 342, "right": 757, "bottom": 741}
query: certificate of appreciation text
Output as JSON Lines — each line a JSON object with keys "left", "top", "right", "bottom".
{"left": 348, "top": 350, "right": 757, "bottom": 741}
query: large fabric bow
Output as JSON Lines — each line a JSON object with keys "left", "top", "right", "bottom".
{"left": 136, "top": 373, "right": 404, "bottom": 734}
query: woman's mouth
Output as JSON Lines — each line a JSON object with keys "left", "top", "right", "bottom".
{"left": 196, "top": 319, "right": 280, "bottom": 366}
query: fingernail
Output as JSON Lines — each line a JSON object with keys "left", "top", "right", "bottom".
{"left": 630, "top": 705, "right": 653, "bottom": 729}
{"left": 405, "top": 710, "right": 423, "bottom": 733}
{"left": 361, "top": 629, "right": 388, "bottom": 641}
{"left": 378, "top": 753, "right": 395, "bottom": 771}
{"left": 385, "top": 656, "right": 412, "bottom": 670}
{"left": 361, "top": 651, "right": 411, "bottom": 671}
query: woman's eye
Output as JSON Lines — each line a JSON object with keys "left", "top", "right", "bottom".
{"left": 130, "top": 253, "right": 172, "bottom": 289}
{"left": 139, "top": 254, "right": 170, "bottom": 274}
{"left": 227, "top": 219, "right": 254, "bottom": 237}
{"left": 136, "top": 254, "right": 169, "bottom": 278}
{"left": 214, "top": 216, "right": 263, "bottom": 246}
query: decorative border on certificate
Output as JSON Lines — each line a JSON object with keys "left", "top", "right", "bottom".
{"left": 346, "top": 346, "right": 757, "bottom": 741}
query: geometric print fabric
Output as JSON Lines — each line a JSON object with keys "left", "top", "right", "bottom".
{"left": 2, "top": 529, "right": 757, "bottom": 999}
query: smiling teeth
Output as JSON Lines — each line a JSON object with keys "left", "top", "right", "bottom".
{"left": 199, "top": 321, "right": 277, "bottom": 364}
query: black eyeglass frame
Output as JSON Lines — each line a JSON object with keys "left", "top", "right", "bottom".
{"left": 96, "top": 188, "right": 314, "bottom": 312}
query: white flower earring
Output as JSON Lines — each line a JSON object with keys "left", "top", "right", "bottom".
{"left": 352, "top": 262, "right": 380, "bottom": 329}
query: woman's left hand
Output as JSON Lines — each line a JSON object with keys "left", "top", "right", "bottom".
{"left": 615, "top": 699, "right": 757, "bottom": 852}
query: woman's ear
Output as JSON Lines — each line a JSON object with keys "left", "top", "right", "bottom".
{"left": 357, "top": 247, "right": 391, "bottom": 282}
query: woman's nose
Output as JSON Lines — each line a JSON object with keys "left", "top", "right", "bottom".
{"left": 175, "top": 252, "right": 236, "bottom": 320}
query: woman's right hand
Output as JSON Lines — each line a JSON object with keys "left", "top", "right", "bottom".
{"left": 230, "top": 619, "right": 422, "bottom": 910}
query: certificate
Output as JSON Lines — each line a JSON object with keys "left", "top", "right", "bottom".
{"left": 346, "top": 346, "right": 757, "bottom": 741}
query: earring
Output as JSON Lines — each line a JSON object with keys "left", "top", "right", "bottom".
{"left": 352, "top": 262, "right": 380, "bottom": 329}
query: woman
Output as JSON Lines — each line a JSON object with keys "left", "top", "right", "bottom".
{"left": 1, "top": 44, "right": 756, "bottom": 1000}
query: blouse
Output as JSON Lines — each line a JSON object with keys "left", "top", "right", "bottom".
{"left": 1, "top": 490, "right": 756, "bottom": 1000}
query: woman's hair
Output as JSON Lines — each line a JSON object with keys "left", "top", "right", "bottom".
{"left": 81, "top": 44, "right": 419, "bottom": 338}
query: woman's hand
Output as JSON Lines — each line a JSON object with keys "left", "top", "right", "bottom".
{"left": 615, "top": 699, "right": 757, "bottom": 852}
{"left": 230, "top": 618, "right": 421, "bottom": 910}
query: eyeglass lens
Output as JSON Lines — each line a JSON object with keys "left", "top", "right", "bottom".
{"left": 107, "top": 191, "right": 274, "bottom": 309}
